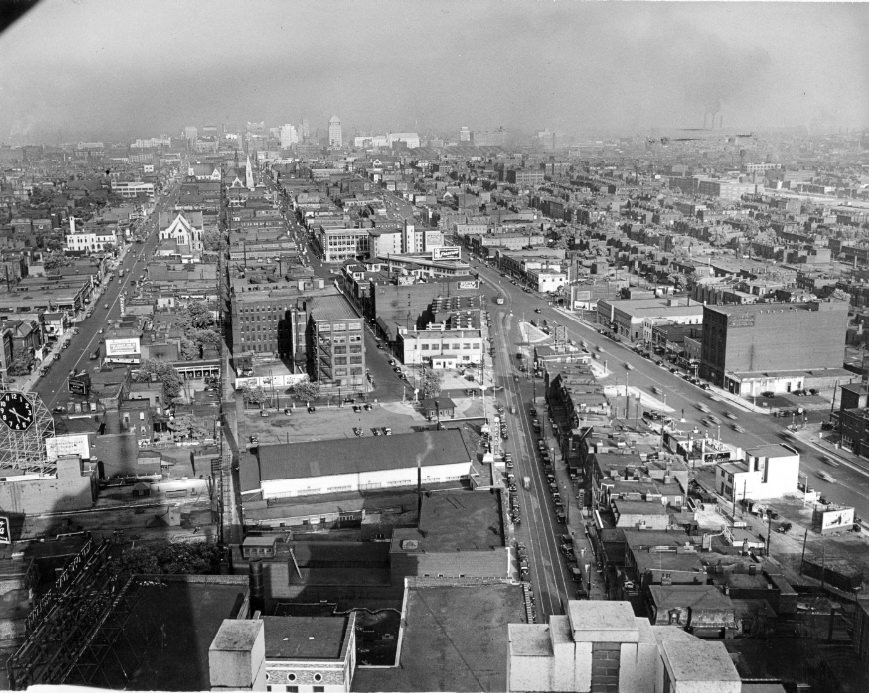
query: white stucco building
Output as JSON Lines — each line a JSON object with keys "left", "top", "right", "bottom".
{"left": 65, "top": 217, "right": 118, "bottom": 253}
{"left": 714, "top": 443, "right": 800, "bottom": 502}
{"left": 508, "top": 600, "right": 742, "bottom": 693}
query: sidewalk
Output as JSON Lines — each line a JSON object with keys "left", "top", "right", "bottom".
{"left": 791, "top": 424, "right": 869, "bottom": 476}
{"left": 8, "top": 327, "right": 76, "bottom": 395}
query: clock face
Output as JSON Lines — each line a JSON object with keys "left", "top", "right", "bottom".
{"left": 0, "top": 392, "right": 34, "bottom": 431}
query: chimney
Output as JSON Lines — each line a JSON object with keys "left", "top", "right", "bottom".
{"left": 248, "top": 559, "right": 265, "bottom": 614}
{"left": 69, "top": 216, "right": 76, "bottom": 234}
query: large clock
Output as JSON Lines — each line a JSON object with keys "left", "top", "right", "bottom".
{"left": 0, "top": 392, "right": 34, "bottom": 431}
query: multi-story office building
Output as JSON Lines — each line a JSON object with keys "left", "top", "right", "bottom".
{"left": 328, "top": 115, "right": 342, "bottom": 148}
{"left": 700, "top": 299, "right": 849, "bottom": 391}
{"left": 111, "top": 181, "right": 156, "bottom": 199}
{"left": 505, "top": 169, "right": 545, "bottom": 186}
{"left": 316, "top": 227, "right": 370, "bottom": 263}
{"left": 230, "top": 282, "right": 333, "bottom": 364}
{"left": 307, "top": 295, "right": 365, "bottom": 389}
{"left": 696, "top": 178, "right": 759, "bottom": 201}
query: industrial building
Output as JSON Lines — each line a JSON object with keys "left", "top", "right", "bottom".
{"left": 699, "top": 299, "right": 849, "bottom": 392}
{"left": 240, "top": 429, "right": 475, "bottom": 502}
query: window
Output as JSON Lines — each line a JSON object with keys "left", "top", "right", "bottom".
{"left": 313, "top": 688, "right": 324, "bottom": 693}
{"left": 313, "top": 673, "right": 323, "bottom": 683}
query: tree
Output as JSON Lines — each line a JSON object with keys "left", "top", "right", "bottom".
{"left": 288, "top": 380, "right": 320, "bottom": 401}
{"left": 112, "top": 541, "right": 223, "bottom": 576}
{"left": 189, "top": 328, "right": 222, "bottom": 349}
{"left": 202, "top": 229, "right": 227, "bottom": 252}
{"left": 44, "top": 254, "right": 70, "bottom": 272}
{"left": 420, "top": 367, "right": 443, "bottom": 399}
{"left": 134, "top": 359, "right": 184, "bottom": 400}
{"left": 240, "top": 385, "right": 270, "bottom": 407}
{"left": 179, "top": 301, "right": 213, "bottom": 330}
{"left": 179, "top": 337, "right": 199, "bottom": 360}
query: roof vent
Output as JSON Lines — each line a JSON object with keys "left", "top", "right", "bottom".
{"left": 400, "top": 539, "right": 419, "bottom": 551}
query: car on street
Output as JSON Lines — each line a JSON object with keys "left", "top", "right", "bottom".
{"left": 816, "top": 470, "right": 836, "bottom": 483}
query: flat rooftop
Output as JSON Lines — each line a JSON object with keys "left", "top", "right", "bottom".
{"left": 746, "top": 444, "right": 795, "bottom": 459}
{"left": 391, "top": 490, "right": 504, "bottom": 552}
{"left": 659, "top": 637, "right": 740, "bottom": 683}
{"left": 263, "top": 615, "right": 347, "bottom": 660}
{"left": 353, "top": 583, "right": 525, "bottom": 692}
{"left": 98, "top": 579, "right": 247, "bottom": 690}
{"left": 313, "top": 293, "right": 360, "bottom": 319}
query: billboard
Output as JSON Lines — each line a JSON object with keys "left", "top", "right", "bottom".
{"left": 105, "top": 337, "right": 141, "bottom": 357}
{"left": 814, "top": 506, "right": 855, "bottom": 534}
{"left": 457, "top": 280, "right": 479, "bottom": 290}
{"left": 46, "top": 434, "right": 91, "bottom": 462}
{"left": 0, "top": 516, "right": 10, "bottom": 544}
{"left": 68, "top": 375, "right": 90, "bottom": 396}
{"left": 432, "top": 246, "right": 462, "bottom": 261}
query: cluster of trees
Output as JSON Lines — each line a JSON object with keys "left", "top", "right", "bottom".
{"left": 43, "top": 253, "right": 70, "bottom": 272}
{"left": 112, "top": 541, "right": 224, "bottom": 576}
{"left": 239, "top": 380, "right": 321, "bottom": 408}
{"left": 133, "top": 359, "right": 184, "bottom": 401}
{"left": 177, "top": 302, "right": 222, "bottom": 360}
{"left": 202, "top": 229, "right": 227, "bottom": 252}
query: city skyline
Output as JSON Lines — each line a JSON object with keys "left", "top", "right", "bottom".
{"left": 0, "top": 0, "right": 867, "bottom": 143}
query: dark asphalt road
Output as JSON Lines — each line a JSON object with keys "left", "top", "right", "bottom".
{"left": 34, "top": 188, "right": 175, "bottom": 412}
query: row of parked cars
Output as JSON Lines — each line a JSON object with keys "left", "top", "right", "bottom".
{"left": 505, "top": 452, "right": 520, "bottom": 525}
{"left": 530, "top": 407, "right": 566, "bottom": 525}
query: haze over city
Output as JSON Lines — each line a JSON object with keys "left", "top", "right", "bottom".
{"left": 1, "top": 0, "right": 867, "bottom": 143}
{"left": 3, "top": 0, "right": 869, "bottom": 691}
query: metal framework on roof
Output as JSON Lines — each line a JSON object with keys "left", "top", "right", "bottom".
{"left": 0, "top": 391, "right": 56, "bottom": 475}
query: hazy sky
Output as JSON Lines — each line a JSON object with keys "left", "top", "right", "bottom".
{"left": 1, "top": 0, "right": 867, "bottom": 142}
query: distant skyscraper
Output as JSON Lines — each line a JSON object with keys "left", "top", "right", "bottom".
{"left": 183, "top": 126, "right": 198, "bottom": 143}
{"left": 301, "top": 118, "right": 311, "bottom": 139}
{"left": 280, "top": 124, "right": 299, "bottom": 148}
{"left": 328, "top": 116, "right": 342, "bottom": 148}
{"left": 459, "top": 126, "right": 472, "bottom": 142}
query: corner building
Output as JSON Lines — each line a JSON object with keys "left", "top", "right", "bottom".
{"left": 700, "top": 300, "right": 848, "bottom": 390}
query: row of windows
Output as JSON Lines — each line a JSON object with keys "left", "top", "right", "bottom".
{"left": 332, "top": 356, "right": 363, "bottom": 365}
{"left": 332, "top": 345, "right": 362, "bottom": 355}
{"left": 240, "top": 305, "right": 292, "bottom": 313}
{"left": 416, "top": 342, "right": 480, "bottom": 351}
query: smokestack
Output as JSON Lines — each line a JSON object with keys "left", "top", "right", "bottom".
{"left": 249, "top": 559, "right": 264, "bottom": 614}
{"left": 70, "top": 216, "right": 76, "bottom": 234}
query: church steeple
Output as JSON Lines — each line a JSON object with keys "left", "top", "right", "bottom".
{"left": 245, "top": 155, "right": 254, "bottom": 190}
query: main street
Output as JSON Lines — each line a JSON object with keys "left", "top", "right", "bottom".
{"left": 32, "top": 186, "right": 176, "bottom": 412}
{"left": 472, "top": 260, "right": 869, "bottom": 527}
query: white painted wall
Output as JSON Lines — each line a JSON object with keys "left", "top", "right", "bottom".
{"left": 260, "top": 461, "right": 470, "bottom": 499}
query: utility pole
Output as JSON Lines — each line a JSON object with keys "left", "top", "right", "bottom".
{"left": 799, "top": 528, "right": 808, "bottom": 574}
